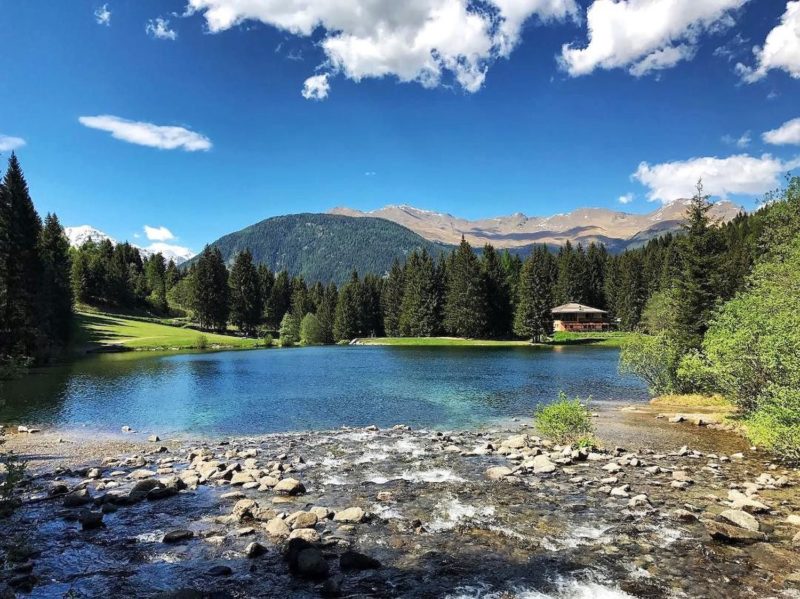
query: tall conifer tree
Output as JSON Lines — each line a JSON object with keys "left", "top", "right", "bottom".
{"left": 228, "top": 249, "right": 261, "bottom": 335}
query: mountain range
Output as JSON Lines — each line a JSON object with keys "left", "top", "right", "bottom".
{"left": 71, "top": 199, "right": 744, "bottom": 284}
{"left": 330, "top": 200, "right": 743, "bottom": 252}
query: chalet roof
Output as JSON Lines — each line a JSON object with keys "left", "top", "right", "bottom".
{"left": 551, "top": 302, "right": 608, "bottom": 315}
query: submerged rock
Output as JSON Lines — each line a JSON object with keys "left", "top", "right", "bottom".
{"left": 340, "top": 550, "right": 381, "bottom": 570}
{"left": 163, "top": 529, "right": 194, "bottom": 543}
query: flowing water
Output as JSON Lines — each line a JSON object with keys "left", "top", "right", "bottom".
{"left": 0, "top": 346, "right": 647, "bottom": 435}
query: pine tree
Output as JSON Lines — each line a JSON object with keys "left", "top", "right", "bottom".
{"left": 615, "top": 251, "right": 646, "bottom": 331}
{"left": 382, "top": 259, "right": 404, "bottom": 336}
{"left": 672, "top": 180, "right": 722, "bottom": 349}
{"left": 316, "top": 282, "right": 338, "bottom": 344}
{"left": 399, "top": 250, "right": 442, "bottom": 337}
{"left": 586, "top": 243, "right": 608, "bottom": 308}
{"left": 513, "top": 246, "right": 556, "bottom": 342}
{"left": 482, "top": 244, "right": 512, "bottom": 338}
{"left": 165, "top": 259, "right": 181, "bottom": 291}
{"left": 266, "top": 270, "right": 290, "bottom": 328}
{"left": 38, "top": 213, "right": 73, "bottom": 350}
{"left": 228, "top": 249, "right": 261, "bottom": 335}
{"left": 144, "top": 253, "right": 168, "bottom": 312}
{"left": 290, "top": 276, "right": 313, "bottom": 321}
{"left": 443, "top": 238, "right": 487, "bottom": 338}
{"left": 360, "top": 273, "right": 384, "bottom": 337}
{"left": 333, "top": 271, "right": 361, "bottom": 341}
{"left": 192, "top": 245, "right": 229, "bottom": 331}
{"left": 0, "top": 154, "right": 42, "bottom": 357}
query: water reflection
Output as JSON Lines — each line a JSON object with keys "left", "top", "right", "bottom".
{"left": 0, "top": 346, "right": 648, "bottom": 435}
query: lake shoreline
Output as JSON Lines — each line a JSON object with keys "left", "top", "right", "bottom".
{"left": 3, "top": 401, "right": 800, "bottom": 597}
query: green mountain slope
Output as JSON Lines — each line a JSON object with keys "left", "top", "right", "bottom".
{"left": 198, "top": 213, "right": 450, "bottom": 284}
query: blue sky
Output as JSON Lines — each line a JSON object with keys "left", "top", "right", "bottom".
{"left": 1, "top": 0, "right": 799, "bottom": 256}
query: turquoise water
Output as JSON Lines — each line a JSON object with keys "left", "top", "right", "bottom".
{"left": 0, "top": 346, "right": 648, "bottom": 435}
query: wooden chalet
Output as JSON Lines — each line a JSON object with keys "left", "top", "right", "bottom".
{"left": 551, "top": 302, "right": 610, "bottom": 332}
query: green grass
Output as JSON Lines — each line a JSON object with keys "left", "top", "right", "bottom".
{"left": 73, "top": 310, "right": 260, "bottom": 352}
{"left": 549, "top": 331, "right": 634, "bottom": 348}
{"left": 356, "top": 332, "right": 635, "bottom": 348}
{"left": 355, "top": 337, "right": 533, "bottom": 347}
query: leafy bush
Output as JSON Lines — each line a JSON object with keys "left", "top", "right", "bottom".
{"left": 619, "top": 333, "right": 683, "bottom": 395}
{"left": 676, "top": 349, "right": 717, "bottom": 394}
{"left": 744, "top": 389, "right": 800, "bottom": 462}
{"left": 299, "top": 313, "right": 324, "bottom": 345}
{"left": 261, "top": 333, "right": 274, "bottom": 348}
{"left": 279, "top": 312, "right": 300, "bottom": 347}
{"left": 194, "top": 334, "right": 209, "bottom": 350}
{"left": 534, "top": 393, "right": 594, "bottom": 444}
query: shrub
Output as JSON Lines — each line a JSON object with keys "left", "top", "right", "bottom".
{"left": 262, "top": 333, "right": 274, "bottom": 348}
{"left": 619, "top": 333, "right": 683, "bottom": 396}
{"left": 676, "top": 349, "right": 717, "bottom": 394}
{"left": 534, "top": 392, "right": 594, "bottom": 444}
{"left": 744, "top": 389, "right": 800, "bottom": 462}
{"left": 299, "top": 313, "right": 324, "bottom": 345}
{"left": 195, "top": 335, "right": 209, "bottom": 350}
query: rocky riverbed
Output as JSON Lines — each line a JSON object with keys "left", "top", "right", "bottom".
{"left": 1, "top": 410, "right": 800, "bottom": 598}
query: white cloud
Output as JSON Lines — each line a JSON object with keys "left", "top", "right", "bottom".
{"left": 722, "top": 131, "right": 751, "bottom": 148}
{"left": 633, "top": 153, "right": 800, "bottom": 203}
{"left": 95, "top": 4, "right": 111, "bottom": 26}
{"left": 144, "top": 225, "right": 176, "bottom": 241}
{"left": 79, "top": 115, "right": 212, "bottom": 151}
{"left": 618, "top": 193, "right": 634, "bottom": 204}
{"left": 737, "top": 2, "right": 800, "bottom": 82}
{"left": 301, "top": 73, "right": 330, "bottom": 100}
{"left": 560, "top": 0, "right": 748, "bottom": 77}
{"left": 186, "top": 0, "right": 578, "bottom": 97}
{"left": 0, "top": 134, "right": 26, "bottom": 152}
{"left": 763, "top": 117, "right": 800, "bottom": 145}
{"left": 146, "top": 17, "right": 178, "bottom": 40}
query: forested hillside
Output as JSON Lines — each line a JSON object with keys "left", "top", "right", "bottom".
{"left": 196, "top": 214, "right": 450, "bottom": 284}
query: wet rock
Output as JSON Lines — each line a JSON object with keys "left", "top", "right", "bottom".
{"left": 128, "top": 479, "right": 164, "bottom": 502}
{"left": 207, "top": 565, "right": 232, "bottom": 577}
{"left": 220, "top": 491, "right": 246, "bottom": 501}
{"left": 163, "top": 529, "right": 194, "bottom": 543}
{"left": 48, "top": 483, "right": 69, "bottom": 496}
{"left": 121, "top": 425, "right": 133, "bottom": 433}
{"left": 673, "top": 509, "right": 697, "bottom": 522}
{"left": 311, "top": 506, "right": 333, "bottom": 520}
{"left": 289, "top": 511, "right": 318, "bottom": 529}
{"left": 253, "top": 507, "right": 277, "bottom": 521}
{"left": 87, "top": 467, "right": 102, "bottom": 479}
{"left": 719, "top": 509, "right": 760, "bottom": 532}
{"left": 258, "top": 476, "right": 280, "bottom": 489}
{"left": 610, "top": 485, "right": 630, "bottom": 498}
{"left": 148, "top": 434, "right": 161, "bottom": 442}
{"left": 334, "top": 507, "right": 365, "bottom": 523}
{"left": 672, "top": 470, "right": 692, "bottom": 482}
{"left": 273, "top": 477, "right": 306, "bottom": 495}
{"left": 285, "top": 538, "right": 329, "bottom": 580}
{"left": 485, "top": 466, "right": 512, "bottom": 480}
{"left": 532, "top": 455, "right": 557, "bottom": 474}
{"left": 502, "top": 434, "right": 528, "bottom": 449}
{"left": 320, "top": 577, "right": 342, "bottom": 597}
{"left": 232, "top": 498, "right": 258, "bottom": 521}
{"left": 79, "top": 510, "right": 104, "bottom": 530}
{"left": 245, "top": 542, "right": 267, "bottom": 558}
{"left": 671, "top": 481, "right": 690, "bottom": 490}
{"left": 129, "top": 469, "right": 156, "bottom": 480}
{"left": 147, "top": 486, "right": 178, "bottom": 501}
{"left": 63, "top": 489, "right": 91, "bottom": 507}
{"left": 628, "top": 494, "right": 650, "bottom": 508}
{"left": 230, "top": 472, "right": 255, "bottom": 486}
{"left": 289, "top": 528, "right": 321, "bottom": 543}
{"left": 703, "top": 520, "right": 767, "bottom": 544}
{"left": 264, "top": 517, "right": 291, "bottom": 538}
{"left": 602, "top": 463, "right": 622, "bottom": 473}
{"left": 340, "top": 550, "right": 381, "bottom": 570}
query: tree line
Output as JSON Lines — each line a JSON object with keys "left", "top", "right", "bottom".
{"left": 0, "top": 155, "right": 73, "bottom": 370}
